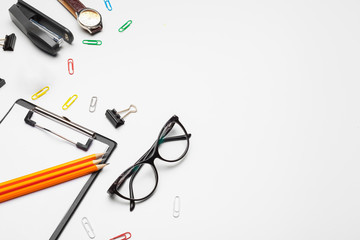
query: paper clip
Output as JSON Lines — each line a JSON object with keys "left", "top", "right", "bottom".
{"left": 89, "top": 96, "right": 97, "bottom": 113}
{"left": 82, "top": 217, "right": 95, "bottom": 239}
{"left": 109, "top": 232, "right": 132, "bottom": 240}
{"left": 62, "top": 94, "right": 78, "bottom": 110}
{"left": 31, "top": 86, "right": 49, "bottom": 100}
{"left": 82, "top": 40, "right": 102, "bottom": 45}
{"left": 118, "top": 20, "right": 132, "bottom": 32}
{"left": 173, "top": 196, "right": 180, "bottom": 218}
{"left": 104, "top": 0, "right": 112, "bottom": 11}
{"left": 67, "top": 58, "right": 74, "bottom": 75}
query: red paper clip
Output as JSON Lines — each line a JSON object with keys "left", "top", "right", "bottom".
{"left": 109, "top": 232, "right": 132, "bottom": 240}
{"left": 67, "top": 58, "right": 74, "bottom": 75}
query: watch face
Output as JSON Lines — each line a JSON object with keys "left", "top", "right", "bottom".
{"left": 78, "top": 9, "right": 101, "bottom": 28}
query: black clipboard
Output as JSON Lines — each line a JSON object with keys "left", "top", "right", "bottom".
{"left": 0, "top": 99, "right": 117, "bottom": 240}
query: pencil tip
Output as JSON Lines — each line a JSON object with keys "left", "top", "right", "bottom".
{"left": 95, "top": 153, "right": 105, "bottom": 159}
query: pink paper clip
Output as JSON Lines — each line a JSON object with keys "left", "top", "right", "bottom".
{"left": 68, "top": 58, "right": 74, "bottom": 75}
{"left": 109, "top": 232, "right": 132, "bottom": 240}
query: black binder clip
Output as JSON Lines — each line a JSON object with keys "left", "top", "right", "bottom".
{"left": 106, "top": 105, "right": 137, "bottom": 128}
{"left": 9, "top": 0, "right": 74, "bottom": 56}
{"left": 0, "top": 34, "right": 16, "bottom": 51}
{"left": 0, "top": 78, "right": 6, "bottom": 88}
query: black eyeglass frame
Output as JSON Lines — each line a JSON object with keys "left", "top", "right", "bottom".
{"left": 107, "top": 115, "right": 191, "bottom": 204}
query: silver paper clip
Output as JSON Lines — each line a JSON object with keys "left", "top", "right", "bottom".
{"left": 104, "top": 0, "right": 112, "bottom": 11}
{"left": 82, "top": 217, "right": 95, "bottom": 239}
{"left": 89, "top": 96, "right": 98, "bottom": 113}
{"left": 173, "top": 196, "right": 180, "bottom": 218}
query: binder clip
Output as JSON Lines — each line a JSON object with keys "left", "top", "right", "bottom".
{"left": 0, "top": 78, "right": 6, "bottom": 88}
{"left": 9, "top": 0, "right": 74, "bottom": 56}
{"left": 105, "top": 105, "right": 137, "bottom": 128}
{"left": 0, "top": 33, "right": 16, "bottom": 51}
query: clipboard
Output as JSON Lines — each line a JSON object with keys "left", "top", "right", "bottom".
{"left": 0, "top": 99, "right": 117, "bottom": 240}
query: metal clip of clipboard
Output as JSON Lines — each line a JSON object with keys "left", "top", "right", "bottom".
{"left": 0, "top": 99, "right": 117, "bottom": 240}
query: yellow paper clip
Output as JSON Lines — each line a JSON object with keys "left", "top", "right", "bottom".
{"left": 31, "top": 86, "right": 49, "bottom": 100}
{"left": 62, "top": 94, "right": 78, "bottom": 110}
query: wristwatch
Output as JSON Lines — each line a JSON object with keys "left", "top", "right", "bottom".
{"left": 58, "top": 0, "right": 102, "bottom": 34}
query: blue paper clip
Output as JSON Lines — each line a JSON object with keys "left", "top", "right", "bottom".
{"left": 104, "top": 0, "right": 112, "bottom": 11}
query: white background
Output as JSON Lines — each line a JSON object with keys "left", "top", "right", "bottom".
{"left": 1, "top": 0, "right": 360, "bottom": 239}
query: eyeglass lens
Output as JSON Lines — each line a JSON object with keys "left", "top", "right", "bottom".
{"left": 158, "top": 120, "right": 189, "bottom": 161}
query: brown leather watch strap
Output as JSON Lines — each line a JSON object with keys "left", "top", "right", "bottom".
{"left": 90, "top": 25, "right": 103, "bottom": 35}
{"left": 58, "top": 0, "right": 85, "bottom": 17}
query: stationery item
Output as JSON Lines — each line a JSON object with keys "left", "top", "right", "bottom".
{"left": 31, "top": 86, "right": 49, "bottom": 100}
{"left": 83, "top": 40, "right": 102, "bottom": 45}
{"left": 63, "top": 94, "right": 78, "bottom": 110}
{"left": 108, "top": 115, "right": 191, "bottom": 211}
{"left": 9, "top": 0, "right": 74, "bottom": 56}
{"left": 57, "top": 0, "right": 103, "bottom": 34}
{"left": 0, "top": 78, "right": 5, "bottom": 88}
{"left": 118, "top": 20, "right": 132, "bottom": 32}
{"left": 68, "top": 58, "right": 74, "bottom": 75}
{"left": 104, "top": 0, "right": 112, "bottom": 11}
{"left": 82, "top": 217, "right": 96, "bottom": 239}
{"left": 0, "top": 153, "right": 103, "bottom": 190}
{"left": 0, "top": 33, "right": 16, "bottom": 51}
{"left": 89, "top": 96, "right": 97, "bottom": 113}
{"left": 0, "top": 163, "right": 108, "bottom": 203}
{"left": 173, "top": 196, "right": 180, "bottom": 218}
{"left": 0, "top": 99, "right": 117, "bottom": 239}
{"left": 110, "top": 232, "right": 132, "bottom": 240}
{"left": 25, "top": 110, "right": 93, "bottom": 151}
{"left": 106, "top": 105, "right": 137, "bottom": 128}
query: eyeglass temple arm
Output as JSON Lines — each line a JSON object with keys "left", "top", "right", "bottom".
{"left": 161, "top": 133, "right": 191, "bottom": 143}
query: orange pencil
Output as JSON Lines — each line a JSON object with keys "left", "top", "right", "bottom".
{"left": 0, "top": 159, "right": 102, "bottom": 195}
{"left": 0, "top": 153, "right": 104, "bottom": 190}
{"left": 0, "top": 164, "right": 108, "bottom": 203}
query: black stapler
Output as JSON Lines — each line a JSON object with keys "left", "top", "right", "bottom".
{"left": 9, "top": 0, "right": 74, "bottom": 56}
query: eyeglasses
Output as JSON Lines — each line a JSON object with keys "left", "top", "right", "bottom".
{"left": 107, "top": 115, "right": 191, "bottom": 211}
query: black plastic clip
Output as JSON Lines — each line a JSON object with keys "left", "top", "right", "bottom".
{"left": 105, "top": 105, "right": 137, "bottom": 128}
{"left": 0, "top": 33, "right": 16, "bottom": 51}
{"left": 0, "top": 78, "right": 5, "bottom": 88}
{"left": 25, "top": 110, "right": 93, "bottom": 151}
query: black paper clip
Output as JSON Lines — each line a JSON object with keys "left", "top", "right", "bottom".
{"left": 9, "top": 0, "right": 74, "bottom": 56}
{"left": 106, "top": 105, "right": 137, "bottom": 128}
{"left": 0, "top": 33, "right": 16, "bottom": 51}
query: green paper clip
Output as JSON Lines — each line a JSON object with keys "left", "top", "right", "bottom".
{"left": 118, "top": 20, "right": 132, "bottom": 32}
{"left": 82, "top": 40, "right": 102, "bottom": 45}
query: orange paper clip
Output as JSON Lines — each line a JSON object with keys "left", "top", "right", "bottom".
{"left": 62, "top": 94, "right": 78, "bottom": 110}
{"left": 68, "top": 58, "right": 74, "bottom": 75}
{"left": 109, "top": 232, "right": 132, "bottom": 240}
